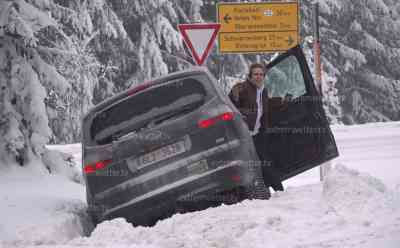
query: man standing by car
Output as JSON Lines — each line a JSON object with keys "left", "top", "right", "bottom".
{"left": 228, "top": 63, "right": 285, "bottom": 192}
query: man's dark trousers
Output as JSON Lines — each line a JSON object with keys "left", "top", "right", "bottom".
{"left": 252, "top": 131, "right": 284, "bottom": 191}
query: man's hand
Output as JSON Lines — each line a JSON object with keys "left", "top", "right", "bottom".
{"left": 283, "top": 93, "right": 293, "bottom": 102}
{"left": 269, "top": 97, "right": 289, "bottom": 111}
{"left": 228, "top": 83, "right": 243, "bottom": 104}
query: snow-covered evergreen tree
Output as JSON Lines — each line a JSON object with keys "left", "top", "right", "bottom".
{"left": 1, "top": 0, "right": 399, "bottom": 171}
{"left": 108, "top": 0, "right": 189, "bottom": 85}
{"left": 0, "top": 0, "right": 135, "bottom": 169}
{"left": 302, "top": 0, "right": 400, "bottom": 124}
{"left": 0, "top": 0, "right": 191, "bottom": 168}
{"left": 1, "top": 0, "right": 58, "bottom": 167}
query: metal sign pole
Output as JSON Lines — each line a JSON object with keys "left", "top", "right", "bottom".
{"left": 313, "top": 2, "right": 322, "bottom": 94}
{"left": 313, "top": 2, "right": 325, "bottom": 182}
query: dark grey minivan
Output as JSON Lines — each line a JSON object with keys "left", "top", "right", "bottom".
{"left": 82, "top": 45, "right": 338, "bottom": 226}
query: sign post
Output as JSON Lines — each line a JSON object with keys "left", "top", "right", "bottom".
{"left": 217, "top": 2, "right": 299, "bottom": 53}
{"left": 178, "top": 23, "right": 221, "bottom": 66}
{"left": 313, "top": 2, "right": 329, "bottom": 181}
{"left": 313, "top": 2, "right": 322, "bottom": 95}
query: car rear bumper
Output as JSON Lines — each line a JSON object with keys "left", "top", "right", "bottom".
{"left": 98, "top": 159, "right": 261, "bottom": 225}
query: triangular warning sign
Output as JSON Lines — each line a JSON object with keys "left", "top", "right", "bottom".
{"left": 178, "top": 23, "right": 220, "bottom": 66}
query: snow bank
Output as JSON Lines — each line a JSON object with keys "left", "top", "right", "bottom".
{"left": 0, "top": 167, "right": 92, "bottom": 247}
{"left": 2, "top": 123, "right": 400, "bottom": 247}
{"left": 323, "top": 164, "right": 389, "bottom": 216}
{"left": 51, "top": 165, "right": 400, "bottom": 248}
{"left": 42, "top": 148, "right": 83, "bottom": 184}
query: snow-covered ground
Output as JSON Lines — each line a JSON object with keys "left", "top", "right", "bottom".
{"left": 285, "top": 121, "right": 400, "bottom": 189}
{"left": 1, "top": 122, "right": 400, "bottom": 247}
{"left": 0, "top": 167, "right": 92, "bottom": 246}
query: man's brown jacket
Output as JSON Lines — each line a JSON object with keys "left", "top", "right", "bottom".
{"left": 228, "top": 79, "right": 286, "bottom": 131}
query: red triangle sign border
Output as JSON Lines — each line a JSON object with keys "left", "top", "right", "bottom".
{"left": 178, "top": 23, "right": 221, "bottom": 66}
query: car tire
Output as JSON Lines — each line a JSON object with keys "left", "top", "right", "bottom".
{"left": 86, "top": 197, "right": 102, "bottom": 225}
{"left": 87, "top": 207, "right": 100, "bottom": 226}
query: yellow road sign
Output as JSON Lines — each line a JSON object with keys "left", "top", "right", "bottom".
{"left": 219, "top": 31, "right": 298, "bottom": 53}
{"left": 217, "top": 2, "right": 299, "bottom": 53}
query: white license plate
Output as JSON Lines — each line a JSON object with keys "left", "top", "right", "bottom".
{"left": 187, "top": 160, "right": 208, "bottom": 175}
{"left": 130, "top": 141, "right": 186, "bottom": 170}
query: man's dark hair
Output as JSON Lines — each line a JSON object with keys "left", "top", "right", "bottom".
{"left": 248, "top": 63, "right": 266, "bottom": 78}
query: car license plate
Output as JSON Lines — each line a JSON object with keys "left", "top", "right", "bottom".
{"left": 187, "top": 159, "right": 208, "bottom": 175}
{"left": 129, "top": 141, "right": 186, "bottom": 170}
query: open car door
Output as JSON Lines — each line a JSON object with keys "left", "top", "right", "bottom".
{"left": 263, "top": 45, "right": 339, "bottom": 181}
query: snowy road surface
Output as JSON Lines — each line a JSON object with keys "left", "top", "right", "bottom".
{"left": 1, "top": 122, "right": 399, "bottom": 247}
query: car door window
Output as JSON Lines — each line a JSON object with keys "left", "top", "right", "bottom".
{"left": 264, "top": 55, "right": 307, "bottom": 98}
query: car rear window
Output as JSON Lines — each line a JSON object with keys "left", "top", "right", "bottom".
{"left": 90, "top": 77, "right": 207, "bottom": 145}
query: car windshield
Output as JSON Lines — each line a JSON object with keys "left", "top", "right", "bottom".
{"left": 90, "top": 77, "right": 207, "bottom": 145}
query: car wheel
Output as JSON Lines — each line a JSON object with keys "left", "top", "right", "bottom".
{"left": 87, "top": 207, "right": 100, "bottom": 225}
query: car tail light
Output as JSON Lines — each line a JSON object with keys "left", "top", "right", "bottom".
{"left": 221, "top": 112, "right": 234, "bottom": 121}
{"left": 84, "top": 159, "right": 112, "bottom": 174}
{"left": 231, "top": 175, "right": 241, "bottom": 182}
{"left": 198, "top": 112, "right": 234, "bottom": 129}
